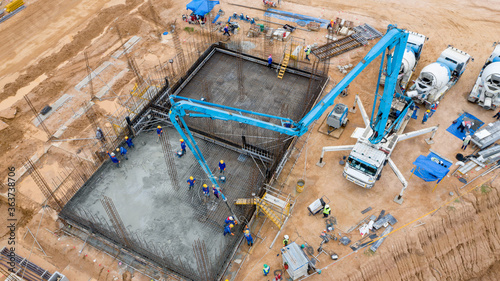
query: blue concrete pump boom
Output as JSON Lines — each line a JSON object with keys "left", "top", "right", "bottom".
{"left": 168, "top": 25, "right": 408, "bottom": 217}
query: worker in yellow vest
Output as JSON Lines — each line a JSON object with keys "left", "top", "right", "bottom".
{"left": 323, "top": 204, "right": 331, "bottom": 218}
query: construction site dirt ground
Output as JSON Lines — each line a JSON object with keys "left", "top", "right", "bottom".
{"left": 1, "top": 0, "right": 500, "bottom": 280}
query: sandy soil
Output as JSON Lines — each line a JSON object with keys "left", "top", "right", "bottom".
{"left": 0, "top": 0, "right": 499, "bottom": 279}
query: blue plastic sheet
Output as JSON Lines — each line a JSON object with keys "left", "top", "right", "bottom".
{"left": 264, "top": 8, "right": 330, "bottom": 27}
{"left": 411, "top": 154, "right": 450, "bottom": 183}
{"left": 446, "top": 112, "right": 483, "bottom": 140}
{"left": 186, "top": 0, "right": 219, "bottom": 16}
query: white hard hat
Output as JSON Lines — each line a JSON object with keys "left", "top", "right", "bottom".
{"left": 229, "top": 216, "right": 233, "bottom": 220}
{"left": 284, "top": 235, "right": 289, "bottom": 239}
{"left": 325, "top": 204, "right": 329, "bottom": 208}
{"left": 110, "top": 152, "right": 115, "bottom": 157}
{"left": 436, "top": 101, "right": 439, "bottom": 104}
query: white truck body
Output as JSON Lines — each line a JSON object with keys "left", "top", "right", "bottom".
{"left": 381, "top": 31, "right": 426, "bottom": 89}
{"left": 342, "top": 98, "right": 410, "bottom": 189}
{"left": 406, "top": 46, "right": 472, "bottom": 106}
{"left": 468, "top": 44, "right": 500, "bottom": 109}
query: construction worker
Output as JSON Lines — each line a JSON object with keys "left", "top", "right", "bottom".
{"left": 244, "top": 226, "right": 254, "bottom": 246}
{"left": 219, "top": 160, "right": 226, "bottom": 173}
{"left": 116, "top": 147, "right": 128, "bottom": 160}
{"left": 462, "top": 134, "right": 472, "bottom": 150}
{"left": 125, "top": 136, "right": 135, "bottom": 148}
{"left": 327, "top": 19, "right": 334, "bottom": 29}
{"left": 494, "top": 109, "right": 500, "bottom": 120}
{"left": 106, "top": 151, "right": 120, "bottom": 168}
{"left": 305, "top": 47, "right": 311, "bottom": 61}
{"left": 96, "top": 127, "right": 106, "bottom": 143}
{"left": 429, "top": 101, "right": 439, "bottom": 117}
{"left": 263, "top": 264, "right": 270, "bottom": 276}
{"left": 225, "top": 216, "right": 237, "bottom": 226}
{"left": 202, "top": 184, "right": 210, "bottom": 198}
{"left": 422, "top": 110, "right": 430, "bottom": 124}
{"left": 457, "top": 120, "right": 473, "bottom": 133}
{"left": 180, "top": 139, "right": 187, "bottom": 155}
{"left": 223, "top": 224, "right": 234, "bottom": 236}
{"left": 187, "top": 176, "right": 196, "bottom": 190}
{"left": 268, "top": 55, "right": 272, "bottom": 68}
{"left": 323, "top": 204, "right": 331, "bottom": 218}
{"left": 283, "top": 235, "right": 289, "bottom": 247}
{"left": 213, "top": 185, "right": 220, "bottom": 199}
{"left": 223, "top": 24, "right": 231, "bottom": 37}
{"left": 156, "top": 125, "right": 163, "bottom": 143}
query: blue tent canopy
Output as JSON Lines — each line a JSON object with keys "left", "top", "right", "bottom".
{"left": 186, "top": 0, "right": 220, "bottom": 16}
{"left": 411, "top": 154, "right": 450, "bottom": 183}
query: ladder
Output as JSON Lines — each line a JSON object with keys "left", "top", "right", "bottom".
{"left": 255, "top": 198, "right": 284, "bottom": 228}
{"left": 277, "top": 54, "right": 290, "bottom": 79}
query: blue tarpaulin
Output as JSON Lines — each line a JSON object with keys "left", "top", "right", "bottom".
{"left": 411, "top": 153, "right": 450, "bottom": 183}
{"left": 186, "top": 0, "right": 219, "bottom": 16}
{"left": 446, "top": 112, "right": 483, "bottom": 140}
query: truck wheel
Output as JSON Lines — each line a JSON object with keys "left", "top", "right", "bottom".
{"left": 376, "top": 174, "right": 381, "bottom": 181}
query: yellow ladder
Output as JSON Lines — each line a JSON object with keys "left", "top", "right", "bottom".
{"left": 234, "top": 198, "right": 256, "bottom": 205}
{"left": 256, "top": 198, "right": 283, "bottom": 228}
{"left": 277, "top": 54, "right": 290, "bottom": 79}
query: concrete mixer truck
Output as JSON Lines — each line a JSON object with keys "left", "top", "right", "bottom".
{"left": 380, "top": 31, "right": 427, "bottom": 89}
{"left": 406, "top": 46, "right": 472, "bottom": 107}
{"left": 467, "top": 44, "right": 500, "bottom": 110}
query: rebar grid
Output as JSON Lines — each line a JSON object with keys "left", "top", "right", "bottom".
{"left": 101, "top": 196, "right": 132, "bottom": 247}
{"left": 24, "top": 159, "right": 62, "bottom": 211}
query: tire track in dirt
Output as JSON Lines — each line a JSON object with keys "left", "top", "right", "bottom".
{"left": 0, "top": 0, "right": 144, "bottom": 102}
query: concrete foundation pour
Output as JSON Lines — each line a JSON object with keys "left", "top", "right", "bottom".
{"left": 62, "top": 126, "right": 265, "bottom": 276}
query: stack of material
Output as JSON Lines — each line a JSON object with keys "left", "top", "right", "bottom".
{"left": 458, "top": 144, "right": 500, "bottom": 175}
{"left": 330, "top": 17, "right": 355, "bottom": 35}
{"left": 273, "top": 29, "right": 290, "bottom": 41}
{"left": 307, "top": 22, "right": 320, "bottom": 31}
{"left": 471, "top": 121, "right": 500, "bottom": 149}
{"left": 247, "top": 25, "right": 261, "bottom": 37}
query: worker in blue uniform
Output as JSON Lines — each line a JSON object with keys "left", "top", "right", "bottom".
{"left": 187, "top": 176, "right": 196, "bottom": 190}
{"left": 219, "top": 160, "right": 226, "bottom": 173}
{"left": 422, "top": 110, "right": 430, "bottom": 124}
{"left": 116, "top": 147, "right": 128, "bottom": 160}
{"left": 180, "top": 139, "right": 187, "bottom": 154}
{"left": 244, "top": 226, "right": 254, "bottom": 246}
{"left": 213, "top": 185, "right": 220, "bottom": 199}
{"left": 156, "top": 125, "right": 163, "bottom": 143}
{"left": 107, "top": 151, "right": 120, "bottom": 168}
{"left": 202, "top": 184, "right": 210, "bottom": 198}
{"left": 267, "top": 55, "right": 273, "bottom": 68}
{"left": 125, "top": 136, "right": 134, "bottom": 148}
{"left": 223, "top": 224, "right": 234, "bottom": 236}
{"left": 225, "top": 216, "right": 237, "bottom": 226}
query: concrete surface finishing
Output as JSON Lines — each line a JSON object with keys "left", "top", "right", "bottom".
{"left": 62, "top": 127, "right": 265, "bottom": 276}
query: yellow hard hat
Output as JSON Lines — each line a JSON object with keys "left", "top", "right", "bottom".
{"left": 180, "top": 139, "right": 184, "bottom": 142}
{"left": 190, "top": 176, "right": 194, "bottom": 180}
{"left": 157, "top": 125, "right": 162, "bottom": 128}
{"left": 125, "top": 136, "right": 129, "bottom": 139}
{"left": 220, "top": 160, "right": 224, "bottom": 164}
{"left": 426, "top": 110, "right": 430, "bottom": 113}
{"left": 203, "top": 184, "right": 208, "bottom": 187}
{"left": 244, "top": 230, "right": 249, "bottom": 234}
{"left": 230, "top": 224, "right": 234, "bottom": 228}
{"left": 116, "top": 148, "right": 120, "bottom": 152}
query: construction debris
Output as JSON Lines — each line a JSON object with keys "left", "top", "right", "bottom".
{"left": 370, "top": 226, "right": 394, "bottom": 252}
